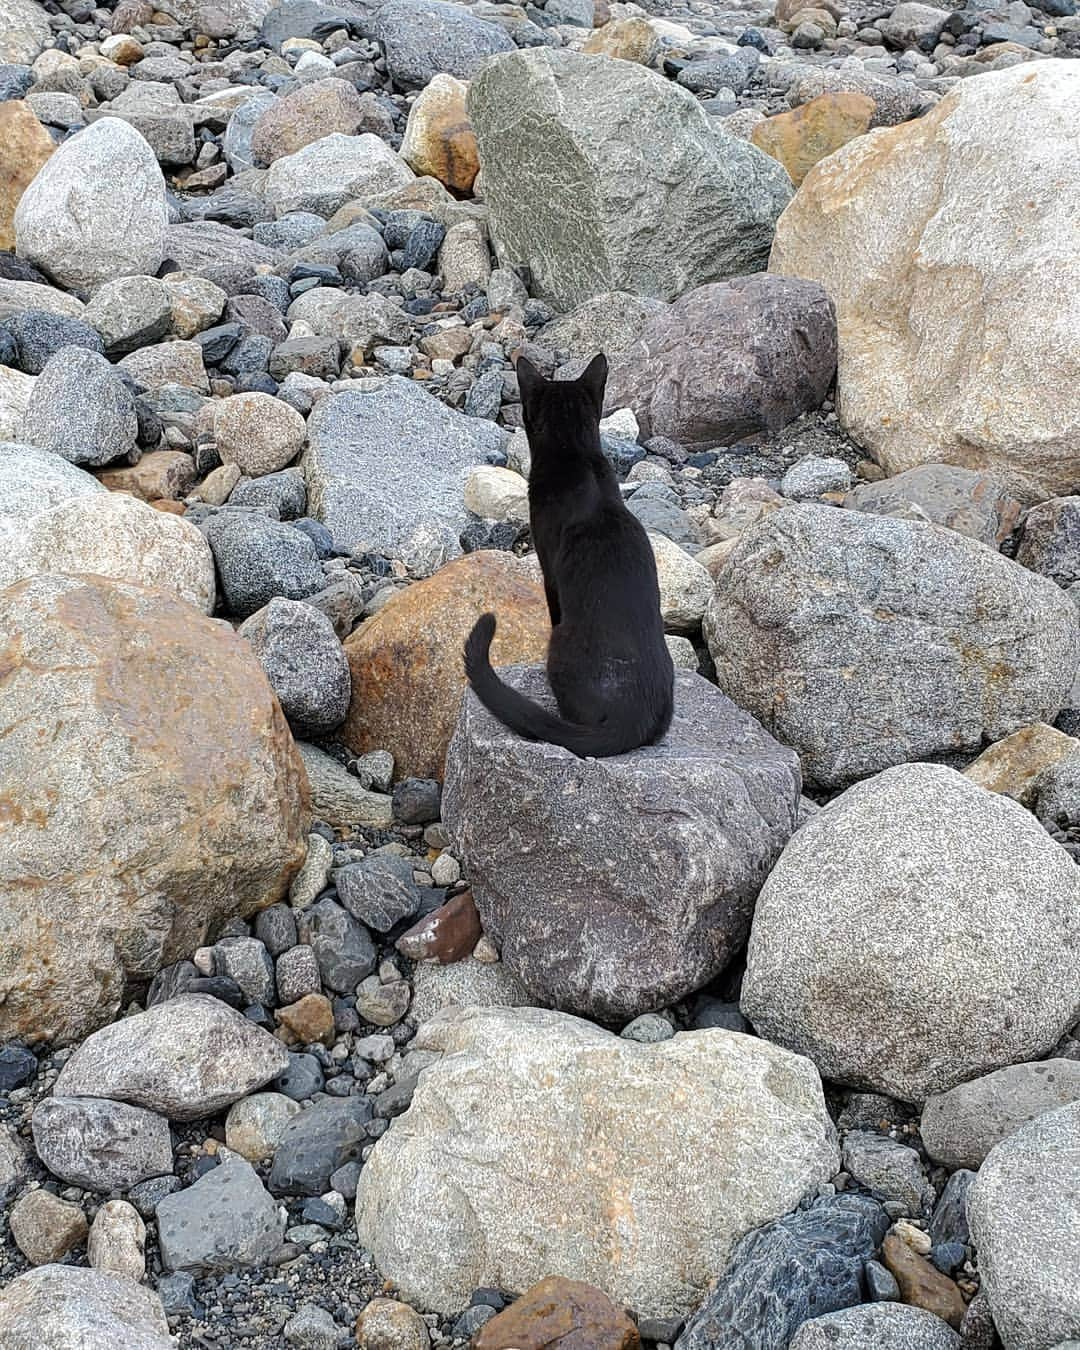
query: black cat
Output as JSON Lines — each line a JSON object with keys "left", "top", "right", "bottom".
{"left": 464, "top": 352, "right": 674, "bottom": 757}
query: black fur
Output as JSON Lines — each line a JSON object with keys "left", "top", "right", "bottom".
{"left": 463, "top": 352, "right": 674, "bottom": 757}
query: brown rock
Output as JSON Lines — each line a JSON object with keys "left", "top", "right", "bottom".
{"left": 0, "top": 102, "right": 54, "bottom": 252}
{"left": 110, "top": 0, "right": 153, "bottom": 31}
{"left": 400, "top": 74, "right": 479, "bottom": 195}
{"left": 474, "top": 1276, "right": 640, "bottom": 1350}
{"left": 150, "top": 498, "right": 187, "bottom": 515}
{"left": 356, "top": 1297, "right": 430, "bottom": 1350}
{"left": 10, "top": 1190, "right": 88, "bottom": 1266}
{"left": 251, "top": 79, "right": 372, "bottom": 166}
{"left": 775, "top": 0, "right": 843, "bottom": 20}
{"left": 97, "top": 450, "right": 197, "bottom": 502}
{"left": 0, "top": 573, "right": 310, "bottom": 1047}
{"left": 395, "top": 890, "right": 481, "bottom": 964}
{"left": 962, "top": 722, "right": 1078, "bottom": 806}
{"left": 751, "top": 92, "right": 874, "bottom": 188}
{"left": 275, "top": 993, "right": 335, "bottom": 1046}
{"left": 419, "top": 326, "right": 472, "bottom": 362}
{"left": 583, "top": 17, "right": 660, "bottom": 64}
{"left": 882, "top": 1232, "right": 967, "bottom": 1330}
{"left": 341, "top": 550, "right": 549, "bottom": 782}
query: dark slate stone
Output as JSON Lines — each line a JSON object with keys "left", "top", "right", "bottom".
{"left": 1, "top": 309, "right": 105, "bottom": 375}
{"left": 230, "top": 468, "right": 307, "bottom": 520}
{"left": 273, "top": 1052, "right": 325, "bottom": 1101}
{"left": 261, "top": 0, "right": 373, "bottom": 47}
{"left": 220, "top": 333, "right": 273, "bottom": 378}
{"left": 291, "top": 517, "right": 335, "bottom": 558}
{"left": 0, "top": 65, "right": 34, "bottom": 102}
{"left": 0, "top": 1044, "right": 37, "bottom": 1092}
{"left": 373, "top": 1071, "right": 419, "bottom": 1120}
{"left": 336, "top": 855, "right": 425, "bottom": 933}
{"left": 929, "top": 1168, "right": 976, "bottom": 1247}
{"left": 157, "top": 1271, "right": 200, "bottom": 1317}
{"left": 460, "top": 519, "right": 521, "bottom": 553}
{"left": 195, "top": 322, "right": 244, "bottom": 364}
{"left": 238, "top": 274, "right": 291, "bottom": 313}
{"left": 298, "top": 897, "right": 377, "bottom": 994}
{"left": 392, "top": 776, "right": 441, "bottom": 825}
{"left": 401, "top": 218, "right": 446, "bottom": 272}
{"left": 463, "top": 367, "right": 502, "bottom": 420}
{"left": 129, "top": 1175, "right": 183, "bottom": 1219}
{"left": 268, "top": 1097, "right": 372, "bottom": 1196}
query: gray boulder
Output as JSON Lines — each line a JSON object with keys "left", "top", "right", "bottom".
{"left": 375, "top": 0, "right": 514, "bottom": 90}
{"left": 54, "top": 994, "right": 289, "bottom": 1120}
{"left": 741, "top": 763, "right": 1080, "bottom": 1101}
{"left": 83, "top": 274, "right": 173, "bottom": 355}
{"left": 791, "top": 1303, "right": 960, "bottom": 1349}
{"left": 1017, "top": 496, "right": 1080, "bottom": 588}
{"left": 223, "top": 90, "right": 278, "bottom": 173}
{"left": 468, "top": 49, "right": 793, "bottom": 311}
{"left": 840, "top": 1131, "right": 934, "bottom": 1214}
{"left": 14, "top": 117, "right": 167, "bottom": 292}
{"left": 0, "top": 442, "right": 106, "bottom": 519}
{"left": 32, "top": 1096, "right": 173, "bottom": 1191}
{"left": 89, "top": 83, "right": 197, "bottom": 167}
{"left": 336, "top": 856, "right": 425, "bottom": 933}
{"left": 604, "top": 276, "right": 837, "bottom": 450}
{"left": 157, "top": 1155, "right": 284, "bottom": 1274}
{"left": 675, "top": 1193, "right": 889, "bottom": 1350}
{"left": 238, "top": 597, "right": 350, "bottom": 735}
{"left": 703, "top": 504, "right": 1080, "bottom": 790}
{"left": 843, "top": 464, "right": 1023, "bottom": 547}
{"left": 19, "top": 347, "right": 138, "bottom": 467}
{"left": 264, "top": 133, "right": 414, "bottom": 217}
{"left": 163, "top": 221, "right": 280, "bottom": 288}
{"left": 230, "top": 469, "right": 307, "bottom": 519}
{"left": 302, "top": 376, "right": 506, "bottom": 573}
{"left": 921, "top": 1059, "right": 1080, "bottom": 1169}
{"left": 967, "top": 1102, "right": 1080, "bottom": 1350}
{"left": 206, "top": 512, "right": 326, "bottom": 618}
{"left": 0, "top": 1266, "right": 172, "bottom": 1349}
{"left": 268, "top": 1097, "right": 371, "bottom": 1196}
{"left": 443, "top": 667, "right": 801, "bottom": 1022}
{"left": 536, "top": 291, "right": 667, "bottom": 360}
{"left": 877, "top": 2, "right": 950, "bottom": 50}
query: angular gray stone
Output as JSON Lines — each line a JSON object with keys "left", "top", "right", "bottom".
{"left": 163, "top": 221, "right": 279, "bottom": 287}
{"left": 407, "top": 956, "right": 531, "bottom": 1027}
{"left": 206, "top": 512, "right": 326, "bottom": 618}
{"left": 605, "top": 276, "right": 837, "bottom": 450}
{"left": 676, "top": 1194, "right": 890, "bottom": 1350}
{"left": 157, "top": 1155, "right": 284, "bottom": 1274}
{"left": 0, "top": 1122, "right": 30, "bottom": 1203}
{"left": 843, "top": 464, "right": 1023, "bottom": 547}
{"left": 536, "top": 292, "right": 667, "bottom": 360}
{"left": 921, "top": 1059, "right": 1080, "bottom": 1169}
{"left": 781, "top": 456, "right": 855, "bottom": 501}
{"left": 295, "top": 742, "right": 394, "bottom": 831}
{"left": 741, "top": 763, "right": 1080, "bottom": 1102}
{"left": 785, "top": 63, "right": 931, "bottom": 127}
{"left": 468, "top": 49, "right": 793, "bottom": 311}
{"left": 32, "top": 1096, "right": 173, "bottom": 1192}
{"left": 1017, "top": 496, "right": 1080, "bottom": 589}
{"left": 356, "top": 1004, "right": 838, "bottom": 1318}
{"left": 53, "top": 994, "right": 289, "bottom": 1121}
{"left": 19, "top": 347, "right": 138, "bottom": 467}
{"left": 0, "top": 442, "right": 106, "bottom": 519}
{"left": 223, "top": 90, "right": 278, "bottom": 173}
{"left": 967, "top": 1102, "right": 1080, "bottom": 1350}
{"left": 1035, "top": 749, "right": 1080, "bottom": 829}
{"left": 90, "top": 83, "right": 197, "bottom": 167}
{"left": 213, "top": 935, "right": 276, "bottom": 1006}
{"left": 840, "top": 1130, "right": 935, "bottom": 1214}
{"left": 336, "top": 855, "right": 424, "bottom": 933}
{"left": 877, "top": 2, "right": 950, "bottom": 50}
{"left": 374, "top": 0, "right": 514, "bottom": 90}
{"left": 238, "top": 597, "right": 351, "bottom": 734}
{"left": 443, "top": 667, "right": 801, "bottom": 1022}
{"left": 230, "top": 468, "right": 307, "bottom": 520}
{"left": 929, "top": 1168, "right": 975, "bottom": 1247}
{"left": 14, "top": 117, "right": 167, "bottom": 292}
{"left": 268, "top": 1097, "right": 371, "bottom": 1196}
{"left": 703, "top": 504, "right": 1080, "bottom": 790}
{"left": 83, "top": 274, "right": 173, "bottom": 355}
{"left": 0, "top": 1266, "right": 172, "bottom": 1349}
{"left": 791, "top": 1303, "right": 961, "bottom": 1349}
{"left": 298, "top": 896, "right": 378, "bottom": 994}
{"left": 264, "top": 133, "right": 414, "bottom": 217}
{"left": 302, "top": 376, "right": 506, "bottom": 572}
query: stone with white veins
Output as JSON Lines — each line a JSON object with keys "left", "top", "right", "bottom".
{"left": 0, "top": 1266, "right": 173, "bottom": 1349}
{"left": 32, "top": 1096, "right": 173, "bottom": 1192}
{"left": 741, "top": 763, "right": 1080, "bottom": 1101}
{"left": 53, "top": 993, "right": 289, "bottom": 1121}
{"left": 356, "top": 1004, "right": 838, "bottom": 1319}
{"left": 14, "top": 118, "right": 167, "bottom": 293}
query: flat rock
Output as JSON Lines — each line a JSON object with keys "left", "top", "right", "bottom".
{"left": 790, "top": 1303, "right": 961, "bottom": 1348}
{"left": 157, "top": 1155, "right": 284, "bottom": 1274}
{"left": 407, "top": 956, "right": 531, "bottom": 1026}
{"left": 356, "top": 1004, "right": 838, "bottom": 1318}
{"left": 32, "top": 1096, "right": 173, "bottom": 1191}
{"left": 842, "top": 464, "right": 1023, "bottom": 546}
{"left": 0, "top": 1266, "right": 172, "bottom": 1349}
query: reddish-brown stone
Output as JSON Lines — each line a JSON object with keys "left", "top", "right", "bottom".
{"left": 473, "top": 1276, "right": 641, "bottom": 1350}
{"left": 395, "top": 891, "right": 481, "bottom": 964}
{"left": 882, "top": 1233, "right": 967, "bottom": 1329}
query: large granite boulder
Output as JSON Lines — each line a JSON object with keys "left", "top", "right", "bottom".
{"left": 0, "top": 442, "right": 106, "bottom": 520}
{"left": 355, "top": 1004, "right": 838, "bottom": 1319}
{"left": 374, "top": 0, "right": 514, "bottom": 91}
{"left": 604, "top": 276, "right": 837, "bottom": 451}
{"left": 0, "top": 574, "right": 309, "bottom": 1046}
{"left": 18, "top": 346, "right": 138, "bottom": 467}
{"left": 0, "top": 1266, "right": 172, "bottom": 1349}
{"left": 741, "top": 763, "right": 1080, "bottom": 1102}
{"left": 443, "top": 667, "right": 801, "bottom": 1021}
{"left": 703, "top": 504, "right": 1080, "bottom": 790}
{"left": 264, "top": 132, "right": 414, "bottom": 216}
{"left": 770, "top": 60, "right": 1080, "bottom": 503}
{"left": 302, "top": 376, "right": 507, "bottom": 573}
{"left": 0, "top": 0, "right": 53, "bottom": 66}
{"left": 967, "top": 1102, "right": 1080, "bottom": 1350}
{"left": 468, "top": 49, "right": 793, "bottom": 311}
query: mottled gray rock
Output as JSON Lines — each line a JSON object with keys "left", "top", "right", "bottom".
{"left": 336, "top": 856, "right": 424, "bottom": 932}
{"left": 19, "top": 347, "right": 138, "bottom": 467}
{"left": 444, "top": 667, "right": 800, "bottom": 1022}
{"left": 0, "top": 1266, "right": 172, "bottom": 1349}
{"left": 468, "top": 49, "right": 792, "bottom": 311}
{"left": 157, "top": 1155, "right": 284, "bottom": 1274}
{"left": 14, "top": 118, "right": 167, "bottom": 292}
{"left": 785, "top": 63, "right": 930, "bottom": 126}
{"left": 841, "top": 1131, "right": 935, "bottom": 1214}
{"left": 163, "top": 221, "right": 279, "bottom": 288}
{"left": 877, "top": 2, "right": 950, "bottom": 50}
{"left": 375, "top": 0, "right": 514, "bottom": 90}
{"left": 407, "top": 956, "right": 531, "bottom": 1027}
{"left": 703, "top": 504, "right": 1080, "bottom": 790}
{"left": 741, "top": 763, "right": 1080, "bottom": 1101}
{"left": 0, "top": 1122, "right": 30, "bottom": 1203}
{"left": 1, "top": 310, "right": 103, "bottom": 376}
{"left": 269, "top": 1097, "right": 371, "bottom": 1196}
{"left": 1017, "top": 496, "right": 1080, "bottom": 589}
{"left": 83, "top": 274, "right": 173, "bottom": 354}
{"left": 119, "top": 339, "right": 209, "bottom": 393}
{"left": 285, "top": 1303, "right": 340, "bottom": 1349}
{"left": 54, "top": 994, "right": 289, "bottom": 1121}
{"left": 791, "top": 1303, "right": 960, "bottom": 1349}
{"left": 213, "top": 936, "right": 276, "bottom": 1006}
{"left": 967, "top": 1102, "right": 1080, "bottom": 1350}
{"left": 1036, "top": 749, "right": 1080, "bottom": 829}
{"left": 265, "top": 133, "right": 413, "bottom": 216}
{"left": 0, "top": 0, "right": 52, "bottom": 65}
{"left": 239, "top": 597, "right": 350, "bottom": 734}
{"left": 298, "top": 897, "right": 378, "bottom": 993}
{"left": 843, "top": 464, "right": 1023, "bottom": 547}
{"left": 230, "top": 469, "right": 307, "bottom": 520}
{"left": 302, "top": 377, "right": 506, "bottom": 572}
{"left": 90, "top": 83, "right": 197, "bottom": 167}
{"left": 782, "top": 455, "right": 854, "bottom": 500}
{"left": 32, "top": 1096, "right": 173, "bottom": 1191}
{"left": 356, "top": 1004, "right": 838, "bottom": 1318}
{"left": 223, "top": 90, "right": 278, "bottom": 173}
{"left": 536, "top": 291, "right": 667, "bottom": 360}
{"left": 675, "top": 1195, "right": 890, "bottom": 1350}
{"left": 286, "top": 287, "right": 409, "bottom": 350}
{"left": 0, "top": 442, "right": 106, "bottom": 520}
{"left": 921, "top": 1059, "right": 1080, "bottom": 1169}
{"left": 930, "top": 1169, "right": 975, "bottom": 1247}
{"left": 275, "top": 944, "right": 321, "bottom": 1005}
{"left": 295, "top": 742, "right": 394, "bottom": 831}
{"left": 605, "top": 277, "right": 836, "bottom": 450}
{"left": 206, "top": 512, "right": 326, "bottom": 618}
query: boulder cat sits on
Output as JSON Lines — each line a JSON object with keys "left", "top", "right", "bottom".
{"left": 464, "top": 352, "right": 674, "bottom": 757}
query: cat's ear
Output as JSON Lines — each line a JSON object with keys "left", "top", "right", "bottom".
{"left": 516, "top": 354, "right": 543, "bottom": 401}
{"left": 579, "top": 352, "right": 608, "bottom": 411}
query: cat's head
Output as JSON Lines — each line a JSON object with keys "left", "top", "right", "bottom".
{"left": 515, "top": 352, "right": 608, "bottom": 446}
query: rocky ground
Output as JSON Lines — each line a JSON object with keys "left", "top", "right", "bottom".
{"left": 2, "top": 0, "right": 1080, "bottom": 1345}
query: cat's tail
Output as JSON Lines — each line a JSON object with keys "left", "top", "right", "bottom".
{"left": 463, "top": 612, "right": 635, "bottom": 759}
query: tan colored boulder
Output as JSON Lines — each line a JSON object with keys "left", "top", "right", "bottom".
{"left": 0, "top": 101, "right": 54, "bottom": 253}
{"left": 751, "top": 92, "right": 874, "bottom": 187}
{"left": 769, "top": 60, "right": 1080, "bottom": 503}
{"left": 0, "top": 573, "right": 309, "bottom": 1046}
{"left": 400, "top": 74, "right": 479, "bottom": 195}
{"left": 963, "top": 723, "right": 1078, "bottom": 806}
{"left": 582, "top": 17, "right": 660, "bottom": 64}
{"left": 251, "top": 79, "right": 372, "bottom": 167}
{"left": 97, "top": 450, "right": 196, "bottom": 502}
{"left": 341, "top": 550, "right": 549, "bottom": 781}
